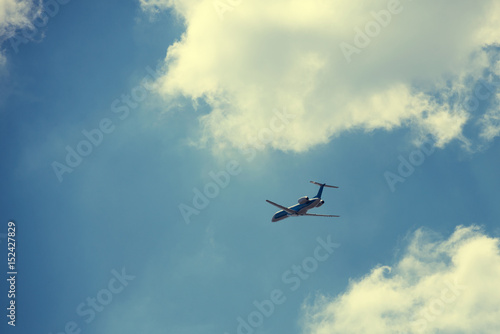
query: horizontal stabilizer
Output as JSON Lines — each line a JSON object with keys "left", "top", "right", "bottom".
{"left": 303, "top": 213, "right": 340, "bottom": 218}
{"left": 310, "top": 181, "right": 339, "bottom": 188}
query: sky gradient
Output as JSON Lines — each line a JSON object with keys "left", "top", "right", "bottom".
{"left": 1, "top": 0, "right": 500, "bottom": 333}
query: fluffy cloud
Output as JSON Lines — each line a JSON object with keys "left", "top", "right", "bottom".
{"left": 0, "top": 0, "right": 42, "bottom": 64}
{"left": 142, "top": 0, "right": 500, "bottom": 152}
{"left": 300, "top": 225, "right": 500, "bottom": 334}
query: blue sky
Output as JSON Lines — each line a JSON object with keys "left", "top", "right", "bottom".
{"left": 1, "top": 0, "right": 500, "bottom": 333}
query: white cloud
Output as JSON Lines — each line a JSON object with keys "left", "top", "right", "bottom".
{"left": 0, "top": 0, "right": 42, "bottom": 67}
{"left": 0, "top": 0, "right": 42, "bottom": 64}
{"left": 142, "top": 0, "right": 500, "bottom": 152}
{"left": 300, "top": 225, "right": 500, "bottom": 334}
{"left": 0, "top": 0, "right": 37, "bottom": 35}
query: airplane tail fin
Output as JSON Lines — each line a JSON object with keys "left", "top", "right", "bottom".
{"left": 310, "top": 181, "right": 339, "bottom": 198}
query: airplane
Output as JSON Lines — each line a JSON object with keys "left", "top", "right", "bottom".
{"left": 266, "top": 181, "right": 340, "bottom": 222}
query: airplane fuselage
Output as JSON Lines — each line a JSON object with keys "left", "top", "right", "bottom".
{"left": 272, "top": 197, "right": 321, "bottom": 222}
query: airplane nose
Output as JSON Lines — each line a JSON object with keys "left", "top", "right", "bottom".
{"left": 271, "top": 211, "right": 288, "bottom": 222}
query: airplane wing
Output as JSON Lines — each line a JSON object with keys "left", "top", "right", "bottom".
{"left": 265, "top": 200, "right": 297, "bottom": 215}
{"left": 303, "top": 213, "right": 340, "bottom": 218}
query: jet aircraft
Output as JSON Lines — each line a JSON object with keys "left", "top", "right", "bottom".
{"left": 266, "top": 181, "right": 340, "bottom": 222}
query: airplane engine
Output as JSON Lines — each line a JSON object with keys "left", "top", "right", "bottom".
{"left": 317, "top": 200, "right": 324, "bottom": 207}
{"left": 298, "top": 196, "right": 309, "bottom": 204}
